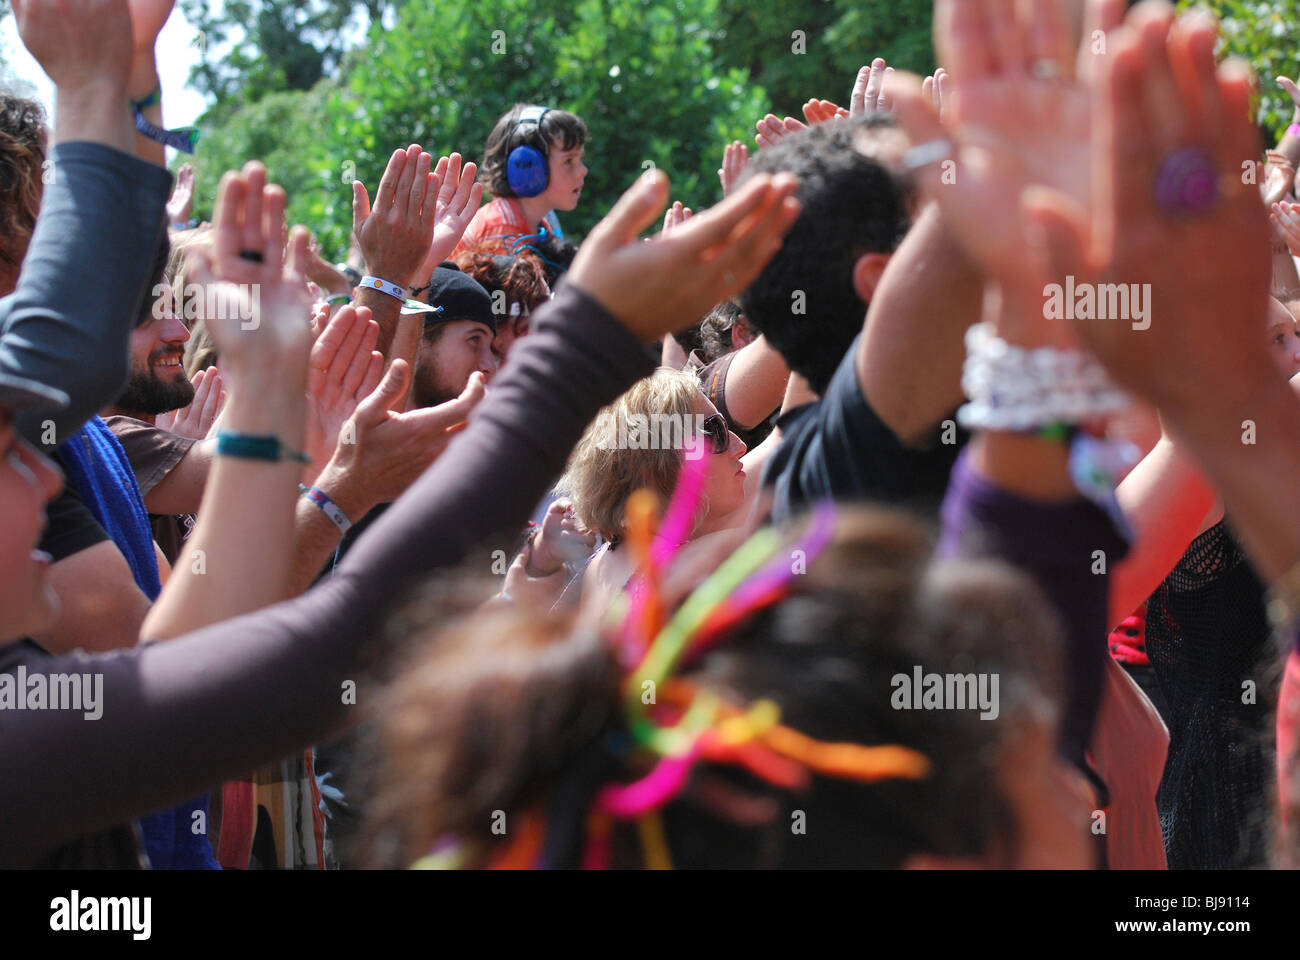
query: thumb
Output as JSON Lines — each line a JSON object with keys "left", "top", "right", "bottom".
{"left": 351, "top": 181, "right": 370, "bottom": 231}
{"left": 588, "top": 169, "right": 670, "bottom": 250}
{"left": 428, "top": 370, "right": 487, "bottom": 429}
{"left": 355, "top": 359, "right": 411, "bottom": 426}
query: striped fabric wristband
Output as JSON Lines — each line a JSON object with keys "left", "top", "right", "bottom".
{"left": 360, "top": 275, "right": 408, "bottom": 302}
{"left": 298, "top": 483, "right": 353, "bottom": 535}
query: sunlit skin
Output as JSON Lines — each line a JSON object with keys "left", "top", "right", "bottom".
{"left": 412, "top": 319, "right": 498, "bottom": 409}
{"left": 519, "top": 143, "right": 587, "bottom": 225}
{"left": 1268, "top": 297, "right": 1300, "bottom": 381}
{"left": 0, "top": 410, "right": 64, "bottom": 641}
{"left": 691, "top": 391, "right": 748, "bottom": 536}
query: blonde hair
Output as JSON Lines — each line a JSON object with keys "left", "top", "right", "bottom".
{"left": 558, "top": 367, "right": 703, "bottom": 542}
{"left": 164, "top": 227, "right": 219, "bottom": 377}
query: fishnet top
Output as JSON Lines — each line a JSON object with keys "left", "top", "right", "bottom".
{"left": 1144, "top": 521, "right": 1277, "bottom": 869}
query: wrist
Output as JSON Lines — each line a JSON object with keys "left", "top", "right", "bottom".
{"left": 127, "top": 59, "right": 160, "bottom": 103}
{"left": 314, "top": 460, "right": 374, "bottom": 521}
{"left": 522, "top": 538, "right": 563, "bottom": 578}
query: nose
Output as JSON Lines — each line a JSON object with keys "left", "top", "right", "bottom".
{"left": 16, "top": 439, "right": 63, "bottom": 505}
{"left": 163, "top": 314, "right": 191, "bottom": 344}
{"left": 480, "top": 345, "right": 499, "bottom": 379}
{"left": 729, "top": 429, "right": 746, "bottom": 459}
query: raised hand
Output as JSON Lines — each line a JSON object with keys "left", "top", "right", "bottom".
{"left": 920, "top": 67, "right": 953, "bottom": 122}
{"left": 802, "top": 99, "right": 849, "bottom": 126}
{"left": 156, "top": 366, "right": 224, "bottom": 438}
{"left": 188, "top": 160, "right": 314, "bottom": 377}
{"left": 352, "top": 145, "right": 438, "bottom": 290}
{"left": 1263, "top": 150, "right": 1297, "bottom": 206}
{"left": 12, "top": 0, "right": 132, "bottom": 94}
{"left": 320, "top": 361, "right": 487, "bottom": 510}
{"left": 567, "top": 169, "right": 799, "bottom": 342}
{"left": 889, "top": 0, "right": 1122, "bottom": 302}
{"left": 661, "top": 200, "right": 693, "bottom": 235}
{"left": 851, "top": 58, "right": 894, "bottom": 115}
{"left": 1272, "top": 201, "right": 1300, "bottom": 257}
{"left": 410, "top": 152, "right": 484, "bottom": 288}
{"left": 718, "top": 141, "right": 749, "bottom": 197}
{"left": 1279, "top": 76, "right": 1300, "bottom": 120}
{"left": 754, "top": 114, "right": 806, "bottom": 150}
{"left": 1023, "top": 6, "right": 1268, "bottom": 408}
{"left": 167, "top": 162, "right": 195, "bottom": 226}
{"left": 528, "top": 497, "right": 596, "bottom": 575}
{"left": 302, "top": 304, "right": 384, "bottom": 482}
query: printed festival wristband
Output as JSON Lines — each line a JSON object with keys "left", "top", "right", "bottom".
{"left": 361, "top": 275, "right": 408, "bottom": 302}
{"left": 298, "top": 483, "right": 353, "bottom": 535}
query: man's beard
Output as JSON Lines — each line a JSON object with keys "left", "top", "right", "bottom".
{"left": 114, "top": 358, "right": 195, "bottom": 416}
{"left": 410, "top": 362, "right": 458, "bottom": 410}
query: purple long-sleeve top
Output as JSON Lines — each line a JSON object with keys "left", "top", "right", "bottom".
{"left": 938, "top": 449, "right": 1130, "bottom": 769}
{"left": 0, "top": 284, "right": 653, "bottom": 867}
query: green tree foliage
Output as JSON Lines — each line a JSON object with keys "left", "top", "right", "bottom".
{"left": 181, "top": 0, "right": 387, "bottom": 110}
{"left": 1178, "top": 0, "right": 1300, "bottom": 141}
{"left": 185, "top": 0, "right": 938, "bottom": 256}
{"left": 714, "top": 0, "right": 934, "bottom": 116}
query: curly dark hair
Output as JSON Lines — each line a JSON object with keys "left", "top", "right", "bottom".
{"left": 738, "top": 116, "right": 910, "bottom": 395}
{"left": 0, "top": 92, "right": 47, "bottom": 282}
{"left": 478, "top": 104, "right": 587, "bottom": 200}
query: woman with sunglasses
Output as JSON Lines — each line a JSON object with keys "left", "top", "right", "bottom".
{"left": 557, "top": 368, "right": 753, "bottom": 615}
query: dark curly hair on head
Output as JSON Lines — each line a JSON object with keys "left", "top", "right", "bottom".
{"left": 478, "top": 104, "right": 587, "bottom": 200}
{"left": 738, "top": 115, "right": 910, "bottom": 396}
{"left": 0, "top": 92, "right": 47, "bottom": 283}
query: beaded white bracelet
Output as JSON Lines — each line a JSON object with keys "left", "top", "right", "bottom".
{"left": 956, "top": 322, "right": 1130, "bottom": 431}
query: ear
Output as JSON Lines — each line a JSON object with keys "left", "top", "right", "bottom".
{"left": 851, "top": 252, "right": 891, "bottom": 305}
{"left": 731, "top": 314, "right": 754, "bottom": 350}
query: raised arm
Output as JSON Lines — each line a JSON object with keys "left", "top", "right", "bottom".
{"left": 0, "top": 169, "right": 800, "bottom": 865}
{"left": 3, "top": 0, "right": 173, "bottom": 447}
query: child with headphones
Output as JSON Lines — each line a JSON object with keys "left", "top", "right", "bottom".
{"left": 453, "top": 104, "right": 588, "bottom": 257}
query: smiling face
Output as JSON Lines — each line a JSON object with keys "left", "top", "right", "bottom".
{"left": 0, "top": 409, "right": 63, "bottom": 641}
{"left": 114, "top": 282, "right": 194, "bottom": 417}
{"left": 537, "top": 142, "right": 587, "bottom": 212}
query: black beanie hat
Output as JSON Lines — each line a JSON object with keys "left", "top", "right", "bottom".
{"left": 421, "top": 261, "right": 496, "bottom": 334}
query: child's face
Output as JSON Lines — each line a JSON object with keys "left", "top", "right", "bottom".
{"left": 539, "top": 142, "right": 587, "bottom": 213}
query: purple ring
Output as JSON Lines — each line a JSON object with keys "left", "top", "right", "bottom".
{"left": 1154, "top": 147, "right": 1219, "bottom": 217}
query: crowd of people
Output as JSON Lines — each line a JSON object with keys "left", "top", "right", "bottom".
{"left": 5, "top": 0, "right": 1300, "bottom": 872}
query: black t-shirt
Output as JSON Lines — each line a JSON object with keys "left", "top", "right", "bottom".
{"left": 760, "top": 333, "right": 965, "bottom": 525}
{"left": 37, "top": 452, "right": 109, "bottom": 561}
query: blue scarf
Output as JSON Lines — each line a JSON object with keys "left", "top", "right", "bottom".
{"left": 59, "top": 416, "right": 161, "bottom": 601}
{"left": 60, "top": 416, "right": 218, "bottom": 870}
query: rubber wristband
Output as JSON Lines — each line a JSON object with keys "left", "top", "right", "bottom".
{"left": 360, "top": 275, "right": 408, "bottom": 301}
{"left": 298, "top": 482, "right": 352, "bottom": 534}
{"left": 134, "top": 109, "right": 199, "bottom": 154}
{"left": 131, "top": 89, "right": 161, "bottom": 110}
{"left": 326, "top": 294, "right": 353, "bottom": 306}
{"left": 217, "top": 430, "right": 311, "bottom": 463}
{"left": 1288, "top": 123, "right": 1300, "bottom": 139}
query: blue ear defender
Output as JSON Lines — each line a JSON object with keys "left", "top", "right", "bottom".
{"left": 506, "top": 106, "right": 552, "bottom": 198}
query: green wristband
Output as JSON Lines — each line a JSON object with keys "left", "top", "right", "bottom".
{"left": 217, "top": 430, "right": 311, "bottom": 464}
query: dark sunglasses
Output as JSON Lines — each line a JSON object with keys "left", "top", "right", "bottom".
{"left": 699, "top": 413, "right": 731, "bottom": 456}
